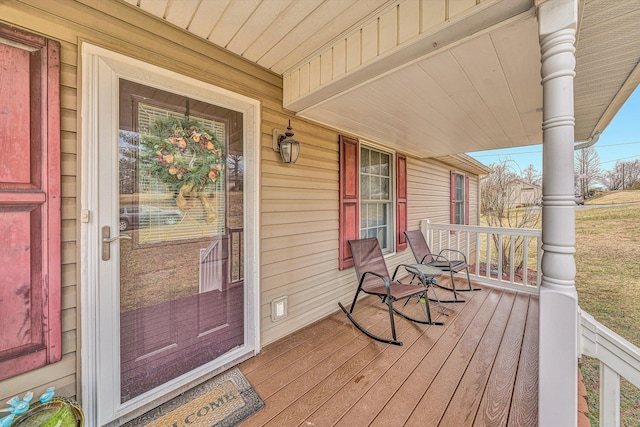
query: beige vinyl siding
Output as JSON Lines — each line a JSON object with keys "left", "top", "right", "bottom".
{"left": 406, "top": 156, "right": 480, "bottom": 265}
{"left": 259, "top": 114, "right": 346, "bottom": 345}
{"left": 407, "top": 157, "right": 480, "bottom": 229}
{"left": 0, "top": 0, "right": 484, "bottom": 406}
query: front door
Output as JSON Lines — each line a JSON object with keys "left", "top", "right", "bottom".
{"left": 116, "top": 80, "right": 246, "bottom": 402}
{"left": 83, "top": 45, "right": 259, "bottom": 425}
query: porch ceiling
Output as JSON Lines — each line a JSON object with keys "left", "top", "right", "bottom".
{"left": 295, "top": 12, "right": 543, "bottom": 157}
{"left": 125, "top": 0, "right": 640, "bottom": 157}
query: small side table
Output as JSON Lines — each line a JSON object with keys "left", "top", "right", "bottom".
{"left": 403, "top": 264, "right": 446, "bottom": 315}
{"left": 404, "top": 263, "right": 443, "bottom": 279}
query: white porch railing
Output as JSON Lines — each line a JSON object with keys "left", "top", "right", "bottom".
{"left": 420, "top": 220, "right": 541, "bottom": 295}
{"left": 580, "top": 311, "right": 640, "bottom": 427}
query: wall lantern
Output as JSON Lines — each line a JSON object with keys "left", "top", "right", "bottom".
{"left": 272, "top": 120, "right": 300, "bottom": 164}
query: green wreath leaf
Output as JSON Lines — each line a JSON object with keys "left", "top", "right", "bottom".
{"left": 140, "top": 116, "right": 225, "bottom": 192}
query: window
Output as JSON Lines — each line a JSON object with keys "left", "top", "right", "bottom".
{"left": 360, "top": 146, "right": 393, "bottom": 251}
{"left": 450, "top": 171, "right": 469, "bottom": 225}
{"left": 339, "top": 136, "right": 407, "bottom": 269}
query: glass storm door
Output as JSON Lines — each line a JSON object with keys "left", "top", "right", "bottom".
{"left": 117, "top": 80, "right": 245, "bottom": 402}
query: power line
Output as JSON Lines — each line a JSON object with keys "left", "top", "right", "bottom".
{"left": 471, "top": 150, "right": 541, "bottom": 157}
{"left": 597, "top": 141, "right": 640, "bottom": 148}
{"left": 601, "top": 154, "right": 640, "bottom": 165}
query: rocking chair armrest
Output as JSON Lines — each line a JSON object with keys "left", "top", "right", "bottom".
{"left": 420, "top": 253, "right": 449, "bottom": 264}
{"left": 437, "top": 248, "right": 468, "bottom": 263}
{"left": 424, "top": 253, "right": 453, "bottom": 265}
{"left": 359, "top": 271, "right": 392, "bottom": 293}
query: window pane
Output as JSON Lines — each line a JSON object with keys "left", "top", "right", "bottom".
{"left": 361, "top": 174, "right": 370, "bottom": 200}
{"left": 380, "top": 153, "right": 390, "bottom": 177}
{"left": 371, "top": 150, "right": 380, "bottom": 175}
{"left": 361, "top": 147, "right": 370, "bottom": 174}
{"left": 456, "top": 174, "right": 465, "bottom": 200}
{"left": 378, "top": 227, "right": 387, "bottom": 249}
{"left": 381, "top": 203, "right": 388, "bottom": 225}
{"left": 363, "top": 203, "right": 376, "bottom": 228}
{"left": 456, "top": 201, "right": 464, "bottom": 224}
{"left": 381, "top": 177, "right": 389, "bottom": 200}
{"left": 361, "top": 203, "right": 367, "bottom": 229}
{"left": 371, "top": 176, "right": 380, "bottom": 200}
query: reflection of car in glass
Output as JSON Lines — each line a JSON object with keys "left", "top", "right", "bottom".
{"left": 119, "top": 205, "right": 183, "bottom": 231}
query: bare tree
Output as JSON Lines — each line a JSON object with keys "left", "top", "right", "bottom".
{"left": 625, "top": 159, "right": 640, "bottom": 189}
{"left": 574, "top": 146, "right": 601, "bottom": 197}
{"left": 603, "top": 168, "right": 623, "bottom": 191}
{"left": 603, "top": 159, "right": 640, "bottom": 190}
{"left": 481, "top": 160, "right": 539, "bottom": 280}
{"left": 521, "top": 163, "right": 541, "bottom": 186}
{"left": 119, "top": 130, "right": 138, "bottom": 195}
{"left": 227, "top": 153, "right": 244, "bottom": 191}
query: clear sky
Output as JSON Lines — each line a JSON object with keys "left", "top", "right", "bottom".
{"left": 467, "top": 86, "right": 640, "bottom": 174}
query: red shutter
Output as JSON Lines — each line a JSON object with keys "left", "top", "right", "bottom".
{"left": 465, "top": 175, "right": 470, "bottom": 225}
{"left": 0, "top": 24, "right": 61, "bottom": 381}
{"left": 339, "top": 135, "right": 359, "bottom": 270}
{"left": 450, "top": 170, "right": 456, "bottom": 224}
{"left": 396, "top": 153, "right": 407, "bottom": 251}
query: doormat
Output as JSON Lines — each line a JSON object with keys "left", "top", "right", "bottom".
{"left": 123, "top": 368, "right": 264, "bottom": 427}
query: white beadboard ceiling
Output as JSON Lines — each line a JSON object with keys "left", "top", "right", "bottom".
{"left": 296, "top": 13, "right": 543, "bottom": 157}
{"left": 124, "top": 0, "right": 640, "bottom": 158}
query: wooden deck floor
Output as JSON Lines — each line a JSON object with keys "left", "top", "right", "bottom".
{"left": 238, "top": 282, "right": 538, "bottom": 427}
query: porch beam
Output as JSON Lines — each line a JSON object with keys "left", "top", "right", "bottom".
{"left": 537, "top": 0, "right": 579, "bottom": 426}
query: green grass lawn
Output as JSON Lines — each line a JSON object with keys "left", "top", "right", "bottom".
{"left": 575, "top": 202, "right": 640, "bottom": 426}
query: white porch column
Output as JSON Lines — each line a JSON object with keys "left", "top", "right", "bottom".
{"left": 537, "top": 0, "right": 579, "bottom": 426}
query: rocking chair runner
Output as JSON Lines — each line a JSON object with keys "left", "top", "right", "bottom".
{"left": 404, "top": 230, "right": 480, "bottom": 303}
{"left": 338, "top": 238, "right": 443, "bottom": 346}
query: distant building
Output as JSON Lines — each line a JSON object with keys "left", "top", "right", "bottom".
{"left": 510, "top": 179, "right": 542, "bottom": 207}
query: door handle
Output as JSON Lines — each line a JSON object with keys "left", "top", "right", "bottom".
{"left": 102, "top": 226, "right": 132, "bottom": 261}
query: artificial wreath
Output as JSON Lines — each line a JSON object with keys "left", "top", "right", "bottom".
{"left": 140, "top": 116, "right": 224, "bottom": 224}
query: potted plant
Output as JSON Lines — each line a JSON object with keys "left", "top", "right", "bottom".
{"left": 0, "top": 388, "right": 83, "bottom": 427}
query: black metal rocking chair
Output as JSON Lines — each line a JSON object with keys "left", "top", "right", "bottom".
{"left": 338, "top": 238, "right": 443, "bottom": 346}
{"left": 404, "top": 230, "right": 480, "bottom": 303}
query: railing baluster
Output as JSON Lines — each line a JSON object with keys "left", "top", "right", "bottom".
{"left": 497, "top": 234, "right": 503, "bottom": 282}
{"left": 440, "top": 232, "right": 451, "bottom": 254}
{"left": 600, "top": 363, "right": 621, "bottom": 427}
{"left": 465, "top": 231, "right": 470, "bottom": 266}
{"left": 509, "top": 235, "right": 515, "bottom": 283}
{"left": 486, "top": 232, "right": 492, "bottom": 279}
{"left": 227, "top": 228, "right": 243, "bottom": 283}
{"left": 475, "top": 232, "right": 481, "bottom": 276}
{"left": 523, "top": 236, "right": 529, "bottom": 287}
